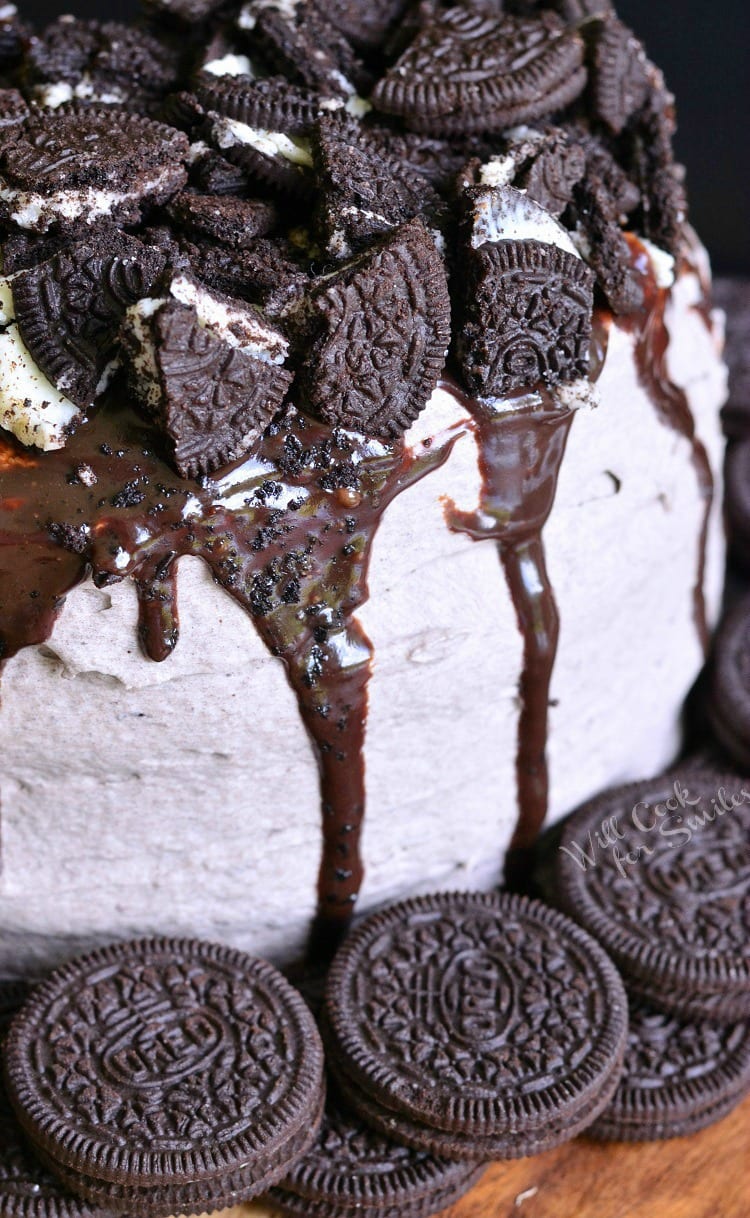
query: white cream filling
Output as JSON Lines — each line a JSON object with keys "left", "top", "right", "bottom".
{"left": 471, "top": 186, "right": 581, "bottom": 259}
{"left": 210, "top": 116, "right": 313, "bottom": 167}
{"left": 478, "top": 156, "right": 517, "bottom": 189}
{"left": 170, "top": 276, "right": 288, "bottom": 362}
{"left": 0, "top": 320, "right": 80, "bottom": 450}
{"left": 238, "top": 0, "right": 298, "bottom": 30}
{"left": 0, "top": 166, "right": 182, "bottom": 232}
{"left": 34, "top": 77, "right": 128, "bottom": 109}
{"left": 203, "top": 53, "right": 255, "bottom": 78}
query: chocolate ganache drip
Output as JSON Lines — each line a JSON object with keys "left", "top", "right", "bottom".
{"left": 0, "top": 391, "right": 460, "bottom": 953}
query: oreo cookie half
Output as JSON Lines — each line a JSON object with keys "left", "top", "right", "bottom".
{"left": 0, "top": 107, "right": 188, "bottom": 232}
{"left": 123, "top": 273, "right": 293, "bottom": 477}
{"left": 590, "top": 999, "right": 750, "bottom": 1142}
{"left": 269, "top": 1084, "right": 484, "bottom": 1218}
{"left": 296, "top": 218, "right": 451, "bottom": 438}
{"left": 555, "top": 772, "right": 750, "bottom": 1022}
{"left": 324, "top": 891, "right": 628, "bottom": 1160}
{"left": 3, "top": 938, "right": 325, "bottom": 1214}
{"left": 589, "top": 16, "right": 651, "bottom": 135}
{"left": 11, "top": 233, "right": 167, "bottom": 409}
{"left": 371, "top": 9, "right": 587, "bottom": 135}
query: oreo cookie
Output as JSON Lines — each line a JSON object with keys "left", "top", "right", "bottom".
{"left": 198, "top": 76, "right": 320, "bottom": 198}
{"left": 590, "top": 999, "right": 750, "bottom": 1142}
{"left": 268, "top": 1084, "right": 483, "bottom": 1218}
{"left": 324, "top": 891, "right": 628, "bottom": 1160}
{"left": 555, "top": 772, "right": 750, "bottom": 1022}
{"left": 716, "top": 278, "right": 750, "bottom": 438}
{"left": 123, "top": 275, "right": 293, "bottom": 477}
{"left": 625, "top": 73, "right": 688, "bottom": 258}
{"left": 456, "top": 222, "right": 594, "bottom": 397}
{"left": 0, "top": 107, "right": 189, "bottom": 232}
{"left": 296, "top": 218, "right": 450, "bottom": 438}
{"left": 188, "top": 147, "right": 254, "bottom": 196}
{"left": 371, "top": 9, "right": 587, "bottom": 135}
{"left": 571, "top": 174, "right": 644, "bottom": 314}
{"left": 11, "top": 233, "right": 167, "bottom": 408}
{"left": 25, "top": 18, "right": 182, "bottom": 112}
{"left": 709, "top": 595, "right": 750, "bottom": 763}
{"left": 166, "top": 189, "right": 278, "bottom": 246}
{"left": 312, "top": 115, "right": 444, "bottom": 258}
{"left": 589, "top": 16, "right": 651, "bottom": 135}
{"left": 237, "top": 0, "right": 370, "bottom": 99}
{"left": 3, "top": 938, "right": 325, "bottom": 1214}
{"left": 0, "top": 5, "right": 27, "bottom": 71}
{"left": 0, "top": 88, "right": 29, "bottom": 153}
{"left": 321, "top": 0, "right": 411, "bottom": 52}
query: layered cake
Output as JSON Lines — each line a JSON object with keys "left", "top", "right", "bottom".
{"left": 0, "top": 0, "right": 728, "bottom": 975}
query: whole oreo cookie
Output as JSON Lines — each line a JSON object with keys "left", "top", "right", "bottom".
{"left": 371, "top": 9, "right": 587, "bottom": 135}
{"left": 590, "top": 999, "right": 750, "bottom": 1142}
{"left": 3, "top": 938, "right": 325, "bottom": 1214}
{"left": 297, "top": 218, "right": 451, "bottom": 438}
{"left": 268, "top": 1084, "right": 483, "bottom": 1218}
{"left": 11, "top": 233, "right": 167, "bottom": 408}
{"left": 324, "top": 891, "right": 628, "bottom": 1160}
{"left": 456, "top": 236, "right": 594, "bottom": 398}
{"left": 0, "top": 107, "right": 188, "bottom": 232}
{"left": 555, "top": 773, "right": 750, "bottom": 1022}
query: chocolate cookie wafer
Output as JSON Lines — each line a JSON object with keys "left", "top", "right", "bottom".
{"left": 3, "top": 938, "right": 325, "bottom": 1215}
{"left": 589, "top": 999, "right": 750, "bottom": 1142}
{"left": 268, "top": 1084, "right": 484, "bottom": 1218}
{"left": 555, "top": 772, "right": 750, "bottom": 1022}
{"left": 324, "top": 891, "right": 628, "bottom": 1160}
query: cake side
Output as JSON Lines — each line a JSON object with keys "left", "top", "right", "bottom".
{"left": 0, "top": 251, "right": 726, "bottom": 975}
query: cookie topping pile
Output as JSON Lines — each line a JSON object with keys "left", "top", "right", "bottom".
{"left": 0, "top": 0, "right": 687, "bottom": 476}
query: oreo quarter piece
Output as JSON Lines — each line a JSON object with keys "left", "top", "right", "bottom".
{"left": 0, "top": 108, "right": 188, "bottom": 233}
{"left": 324, "top": 892, "right": 628, "bottom": 1160}
{"left": 371, "top": 9, "right": 587, "bottom": 135}
{"left": 457, "top": 237, "right": 595, "bottom": 398}
{"left": 166, "top": 190, "right": 278, "bottom": 247}
{"left": 269, "top": 1085, "right": 483, "bottom": 1218}
{"left": 298, "top": 218, "right": 451, "bottom": 438}
{"left": 3, "top": 938, "right": 325, "bottom": 1209}
{"left": 555, "top": 773, "right": 750, "bottom": 1022}
{"left": 590, "top": 1000, "right": 750, "bottom": 1142}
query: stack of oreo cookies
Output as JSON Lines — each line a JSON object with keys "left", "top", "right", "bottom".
{"left": 1, "top": 939, "right": 326, "bottom": 1217}
{"left": 551, "top": 768, "right": 750, "bottom": 1140}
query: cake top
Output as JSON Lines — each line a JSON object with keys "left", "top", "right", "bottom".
{"left": 0, "top": 0, "right": 687, "bottom": 471}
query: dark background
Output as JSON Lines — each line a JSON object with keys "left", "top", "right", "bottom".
{"left": 13, "top": 0, "right": 750, "bottom": 273}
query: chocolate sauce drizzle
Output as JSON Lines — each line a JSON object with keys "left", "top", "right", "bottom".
{"left": 444, "top": 386, "right": 574, "bottom": 880}
{"left": 625, "top": 237, "right": 715, "bottom": 650}
{"left": 0, "top": 243, "right": 716, "bottom": 946}
{"left": 0, "top": 393, "right": 459, "bottom": 955}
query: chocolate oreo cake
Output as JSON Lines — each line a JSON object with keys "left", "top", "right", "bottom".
{"left": 0, "top": 0, "right": 728, "bottom": 974}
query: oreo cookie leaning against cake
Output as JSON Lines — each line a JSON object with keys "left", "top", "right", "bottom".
{"left": 0, "top": 1, "right": 727, "bottom": 972}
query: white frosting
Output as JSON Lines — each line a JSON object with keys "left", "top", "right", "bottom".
{"left": 0, "top": 260, "right": 728, "bottom": 972}
{"left": 210, "top": 116, "right": 313, "bottom": 167}
{"left": 0, "top": 166, "right": 182, "bottom": 233}
{"left": 639, "top": 237, "right": 676, "bottom": 289}
{"left": 238, "top": 0, "right": 298, "bottom": 30}
{"left": 203, "top": 53, "right": 255, "bottom": 78}
{"left": 471, "top": 186, "right": 581, "bottom": 258}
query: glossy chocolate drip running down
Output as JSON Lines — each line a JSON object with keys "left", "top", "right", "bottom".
{"left": 0, "top": 240, "right": 713, "bottom": 952}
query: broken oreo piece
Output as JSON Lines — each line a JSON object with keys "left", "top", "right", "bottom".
{"left": 166, "top": 190, "right": 278, "bottom": 247}
{"left": 237, "top": 1, "right": 370, "bottom": 99}
{"left": 371, "top": 9, "right": 587, "bottom": 135}
{"left": 590, "top": 16, "right": 651, "bottom": 135}
{"left": 11, "top": 233, "right": 167, "bottom": 410}
{"left": 312, "top": 115, "right": 445, "bottom": 259}
{"left": 124, "top": 274, "right": 293, "bottom": 477}
{"left": 296, "top": 218, "right": 451, "bottom": 438}
{"left": 456, "top": 237, "right": 594, "bottom": 397}
{"left": 0, "top": 107, "right": 189, "bottom": 233}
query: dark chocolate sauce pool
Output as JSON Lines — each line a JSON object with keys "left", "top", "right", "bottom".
{"left": 0, "top": 241, "right": 716, "bottom": 949}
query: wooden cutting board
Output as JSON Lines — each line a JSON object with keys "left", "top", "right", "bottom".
{"left": 203, "top": 1092, "right": 750, "bottom": 1218}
